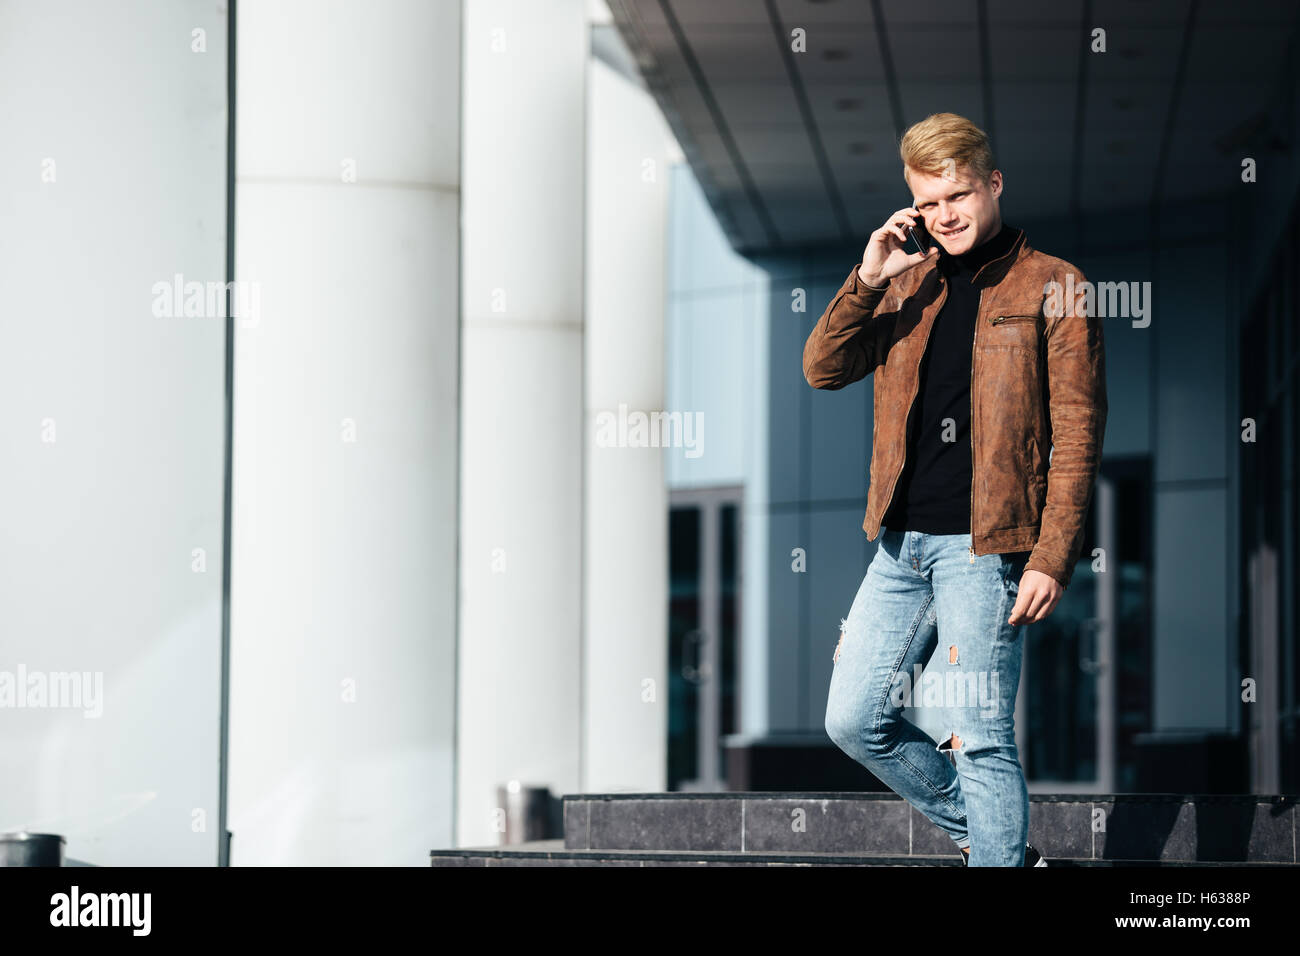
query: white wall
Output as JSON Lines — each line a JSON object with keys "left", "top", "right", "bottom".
{"left": 229, "top": 0, "right": 460, "bottom": 865}
{"left": 0, "top": 0, "right": 227, "bottom": 864}
{"left": 664, "top": 168, "right": 765, "bottom": 490}
{"left": 663, "top": 165, "right": 773, "bottom": 735}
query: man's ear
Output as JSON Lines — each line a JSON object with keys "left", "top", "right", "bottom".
{"left": 988, "top": 169, "right": 1003, "bottom": 200}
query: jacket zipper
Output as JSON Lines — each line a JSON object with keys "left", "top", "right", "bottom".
{"left": 881, "top": 272, "right": 948, "bottom": 528}
{"left": 969, "top": 287, "right": 982, "bottom": 563}
{"left": 965, "top": 232, "right": 1023, "bottom": 560}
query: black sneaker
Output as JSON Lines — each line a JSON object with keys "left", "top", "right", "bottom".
{"left": 960, "top": 843, "right": 1048, "bottom": 866}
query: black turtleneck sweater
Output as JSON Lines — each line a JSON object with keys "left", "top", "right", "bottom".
{"left": 881, "top": 222, "right": 1018, "bottom": 535}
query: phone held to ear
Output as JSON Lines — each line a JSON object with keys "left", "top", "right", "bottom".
{"left": 904, "top": 217, "right": 931, "bottom": 256}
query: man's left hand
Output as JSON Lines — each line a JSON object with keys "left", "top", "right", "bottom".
{"left": 1008, "top": 570, "right": 1063, "bottom": 625}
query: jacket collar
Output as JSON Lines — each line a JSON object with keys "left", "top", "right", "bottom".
{"left": 928, "top": 225, "right": 1028, "bottom": 289}
{"left": 969, "top": 226, "right": 1028, "bottom": 288}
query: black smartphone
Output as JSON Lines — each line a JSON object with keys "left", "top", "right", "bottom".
{"left": 904, "top": 215, "right": 931, "bottom": 256}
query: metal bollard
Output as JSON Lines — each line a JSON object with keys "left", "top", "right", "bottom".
{"left": 496, "top": 782, "right": 556, "bottom": 845}
{"left": 0, "top": 832, "right": 65, "bottom": 866}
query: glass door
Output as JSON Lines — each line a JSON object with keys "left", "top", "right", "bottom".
{"left": 1020, "top": 460, "right": 1152, "bottom": 793}
{"left": 667, "top": 487, "right": 742, "bottom": 792}
{"left": 1017, "top": 475, "right": 1108, "bottom": 792}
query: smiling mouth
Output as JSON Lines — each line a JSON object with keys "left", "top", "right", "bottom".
{"left": 939, "top": 224, "right": 969, "bottom": 237}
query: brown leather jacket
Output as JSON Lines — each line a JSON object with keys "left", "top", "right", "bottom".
{"left": 802, "top": 227, "right": 1107, "bottom": 589}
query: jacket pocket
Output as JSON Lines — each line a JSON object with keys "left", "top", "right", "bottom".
{"left": 985, "top": 313, "right": 1041, "bottom": 356}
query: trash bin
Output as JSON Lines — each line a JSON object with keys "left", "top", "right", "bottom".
{"left": 0, "top": 832, "right": 65, "bottom": 866}
{"left": 496, "top": 782, "right": 557, "bottom": 844}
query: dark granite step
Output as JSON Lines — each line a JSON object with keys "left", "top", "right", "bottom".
{"left": 431, "top": 839, "right": 954, "bottom": 866}
{"left": 428, "top": 838, "right": 1293, "bottom": 867}
{"left": 560, "top": 792, "right": 1299, "bottom": 864}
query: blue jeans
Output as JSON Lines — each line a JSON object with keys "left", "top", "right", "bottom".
{"left": 824, "top": 526, "right": 1031, "bottom": 866}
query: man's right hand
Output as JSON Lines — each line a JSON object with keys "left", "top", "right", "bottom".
{"left": 857, "top": 207, "right": 935, "bottom": 288}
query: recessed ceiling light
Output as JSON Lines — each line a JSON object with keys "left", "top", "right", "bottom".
{"left": 835, "top": 97, "right": 862, "bottom": 111}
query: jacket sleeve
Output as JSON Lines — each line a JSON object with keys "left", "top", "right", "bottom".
{"left": 1024, "top": 264, "right": 1108, "bottom": 589}
{"left": 802, "top": 262, "right": 896, "bottom": 390}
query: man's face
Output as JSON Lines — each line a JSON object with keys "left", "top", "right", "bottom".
{"left": 906, "top": 164, "right": 1003, "bottom": 256}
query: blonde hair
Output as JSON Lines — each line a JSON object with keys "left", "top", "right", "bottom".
{"left": 899, "top": 113, "right": 996, "bottom": 185}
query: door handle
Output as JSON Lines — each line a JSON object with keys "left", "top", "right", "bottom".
{"left": 1078, "top": 617, "right": 1104, "bottom": 675}
{"left": 681, "top": 629, "right": 711, "bottom": 685}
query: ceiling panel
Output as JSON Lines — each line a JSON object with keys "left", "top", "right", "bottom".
{"left": 771, "top": 0, "right": 878, "bottom": 28}
{"left": 993, "top": 120, "right": 1075, "bottom": 174}
{"left": 806, "top": 83, "right": 896, "bottom": 135}
{"left": 1092, "top": 0, "right": 1192, "bottom": 26}
{"left": 693, "top": 124, "right": 813, "bottom": 163}
{"left": 1184, "top": 25, "right": 1291, "bottom": 80}
{"left": 989, "top": 26, "right": 1082, "bottom": 80}
{"left": 693, "top": 82, "right": 805, "bottom": 125}
{"left": 898, "top": 82, "right": 985, "bottom": 130}
{"left": 1085, "top": 25, "right": 1189, "bottom": 80}
{"left": 1196, "top": 0, "right": 1298, "bottom": 25}
{"left": 878, "top": 0, "right": 977, "bottom": 28}
{"left": 889, "top": 27, "right": 984, "bottom": 84}
{"left": 788, "top": 29, "right": 890, "bottom": 84}
{"left": 610, "top": 0, "right": 1300, "bottom": 255}
{"left": 646, "top": 25, "right": 790, "bottom": 82}
{"left": 985, "top": 0, "right": 1085, "bottom": 27}
{"left": 669, "top": 0, "right": 780, "bottom": 28}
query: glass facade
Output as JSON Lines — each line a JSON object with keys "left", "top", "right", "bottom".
{"left": 1239, "top": 197, "right": 1300, "bottom": 792}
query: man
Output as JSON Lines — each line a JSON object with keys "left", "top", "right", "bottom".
{"left": 805, "top": 112, "right": 1107, "bottom": 866}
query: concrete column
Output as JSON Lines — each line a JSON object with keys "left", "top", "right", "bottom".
{"left": 230, "top": 0, "right": 460, "bottom": 864}
{"left": 583, "top": 47, "right": 673, "bottom": 792}
{"left": 458, "top": 0, "right": 588, "bottom": 846}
